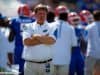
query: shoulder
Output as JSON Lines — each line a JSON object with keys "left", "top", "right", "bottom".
{"left": 48, "top": 22, "right": 59, "bottom": 31}
{"left": 10, "top": 17, "right": 20, "bottom": 26}
{"left": 26, "top": 22, "right": 35, "bottom": 29}
{"left": 86, "top": 22, "right": 96, "bottom": 31}
{"left": 65, "top": 22, "right": 74, "bottom": 30}
{"left": 23, "top": 22, "right": 35, "bottom": 30}
{"left": 49, "top": 21, "right": 58, "bottom": 27}
{"left": 11, "top": 17, "right": 20, "bottom": 22}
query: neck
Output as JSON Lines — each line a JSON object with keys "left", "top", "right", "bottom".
{"left": 37, "top": 21, "right": 44, "bottom": 25}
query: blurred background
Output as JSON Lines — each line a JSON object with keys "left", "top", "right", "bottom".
{"left": 0, "top": 0, "right": 100, "bottom": 17}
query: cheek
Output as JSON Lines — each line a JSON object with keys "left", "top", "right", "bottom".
{"left": 84, "top": 16, "right": 88, "bottom": 20}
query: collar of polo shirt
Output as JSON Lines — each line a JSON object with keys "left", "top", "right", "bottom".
{"left": 35, "top": 21, "right": 48, "bottom": 27}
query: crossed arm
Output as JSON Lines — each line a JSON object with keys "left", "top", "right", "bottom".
{"left": 24, "top": 34, "right": 56, "bottom": 46}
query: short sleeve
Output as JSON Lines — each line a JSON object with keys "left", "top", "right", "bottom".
{"left": 48, "top": 24, "right": 58, "bottom": 40}
{"left": 22, "top": 23, "right": 33, "bottom": 41}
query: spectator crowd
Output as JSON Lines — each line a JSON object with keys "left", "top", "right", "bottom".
{"left": 0, "top": 1, "right": 100, "bottom": 75}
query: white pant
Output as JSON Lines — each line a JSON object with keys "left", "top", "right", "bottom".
{"left": 53, "top": 65, "right": 69, "bottom": 75}
{"left": 24, "top": 61, "right": 54, "bottom": 75}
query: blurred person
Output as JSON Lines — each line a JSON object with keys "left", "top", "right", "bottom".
{"left": 68, "top": 11, "right": 88, "bottom": 56}
{"left": 85, "top": 10, "right": 100, "bottom": 75}
{"left": 51, "top": 5, "right": 77, "bottom": 75}
{"left": 79, "top": 10, "right": 94, "bottom": 26}
{"left": 68, "top": 12, "right": 86, "bottom": 75}
{"left": 0, "top": 14, "right": 15, "bottom": 71}
{"left": 47, "top": 5, "right": 55, "bottom": 23}
{"left": 0, "top": 14, "right": 8, "bottom": 71}
{"left": 22, "top": 4, "right": 57, "bottom": 75}
{"left": 10, "top": 4, "right": 34, "bottom": 75}
{"left": 30, "top": 11, "right": 36, "bottom": 20}
{"left": 47, "top": 11, "right": 55, "bottom": 23}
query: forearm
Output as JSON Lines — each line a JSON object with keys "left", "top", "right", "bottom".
{"left": 24, "top": 34, "right": 55, "bottom": 46}
{"left": 39, "top": 36, "right": 56, "bottom": 45}
{"left": 24, "top": 37, "right": 42, "bottom": 46}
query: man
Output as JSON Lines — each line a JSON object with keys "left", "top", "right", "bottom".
{"left": 0, "top": 13, "right": 15, "bottom": 71}
{"left": 79, "top": 10, "right": 94, "bottom": 26}
{"left": 85, "top": 10, "right": 100, "bottom": 75}
{"left": 0, "top": 14, "right": 8, "bottom": 71}
{"left": 68, "top": 12, "right": 86, "bottom": 75}
{"left": 52, "top": 5, "right": 77, "bottom": 75}
{"left": 22, "top": 4, "right": 57, "bottom": 75}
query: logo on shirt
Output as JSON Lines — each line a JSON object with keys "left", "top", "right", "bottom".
{"left": 43, "top": 29, "right": 48, "bottom": 32}
{"left": 21, "top": 24, "right": 28, "bottom": 32}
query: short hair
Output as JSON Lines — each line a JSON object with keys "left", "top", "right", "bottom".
{"left": 34, "top": 4, "right": 48, "bottom": 13}
{"left": 93, "top": 10, "right": 100, "bottom": 21}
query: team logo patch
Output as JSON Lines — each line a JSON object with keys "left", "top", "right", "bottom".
{"left": 43, "top": 29, "right": 48, "bottom": 32}
{"left": 22, "top": 25, "right": 27, "bottom": 30}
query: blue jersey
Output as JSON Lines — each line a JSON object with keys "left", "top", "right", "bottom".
{"left": 11, "top": 16, "right": 35, "bottom": 56}
{"left": 11, "top": 16, "right": 35, "bottom": 47}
